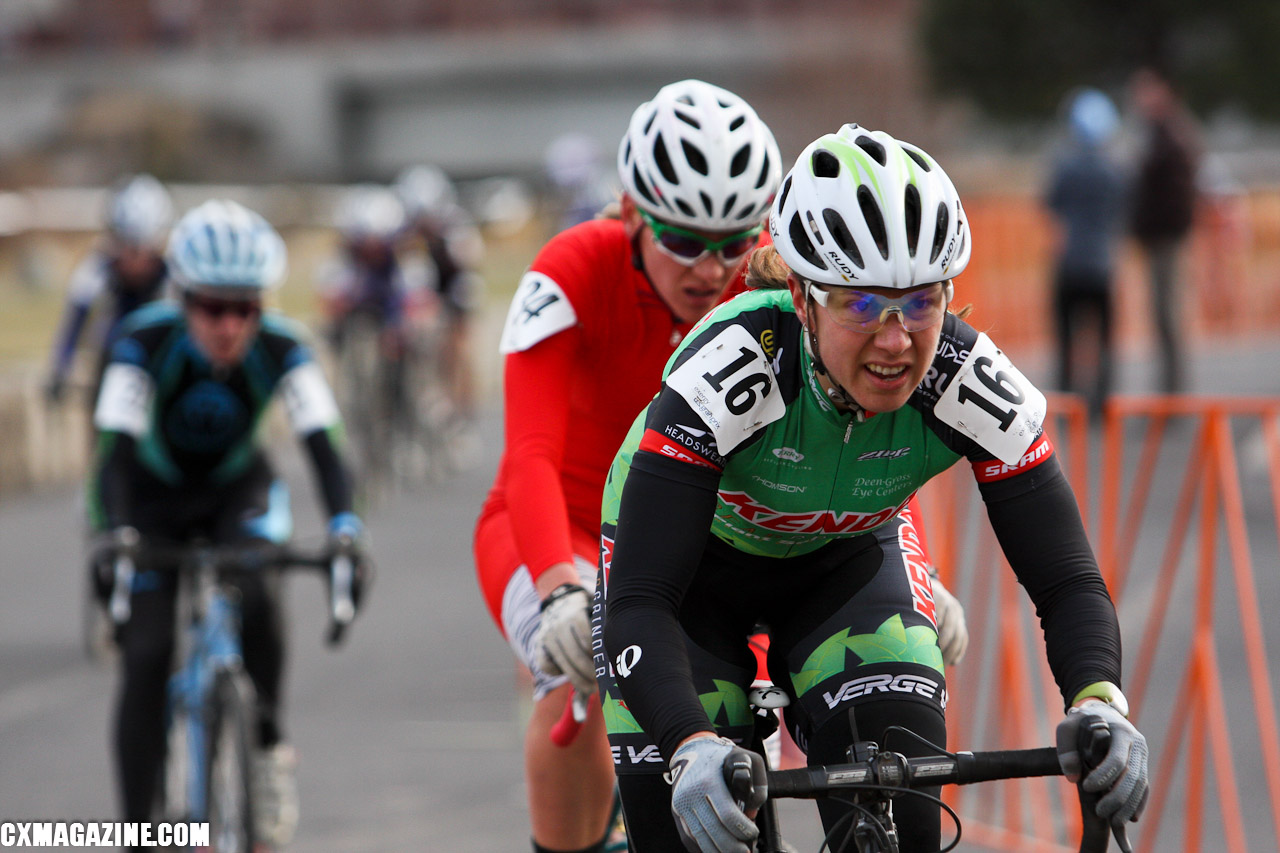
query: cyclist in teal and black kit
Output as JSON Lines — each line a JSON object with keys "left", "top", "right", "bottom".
{"left": 89, "top": 199, "right": 367, "bottom": 849}
{"left": 596, "top": 125, "right": 1149, "bottom": 852}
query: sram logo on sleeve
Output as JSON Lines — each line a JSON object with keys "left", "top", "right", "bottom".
{"left": 664, "top": 324, "right": 785, "bottom": 455}
{"left": 933, "top": 332, "right": 1046, "bottom": 465}
{"left": 498, "top": 271, "right": 577, "bottom": 354}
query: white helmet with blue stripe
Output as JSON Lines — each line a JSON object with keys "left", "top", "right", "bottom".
{"left": 107, "top": 173, "right": 173, "bottom": 248}
{"left": 167, "top": 199, "right": 287, "bottom": 294}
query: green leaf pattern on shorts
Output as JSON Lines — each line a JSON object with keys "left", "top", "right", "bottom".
{"left": 699, "top": 679, "right": 753, "bottom": 729}
{"left": 602, "top": 690, "right": 645, "bottom": 734}
{"left": 791, "top": 615, "right": 943, "bottom": 697}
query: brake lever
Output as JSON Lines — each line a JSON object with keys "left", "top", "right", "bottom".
{"left": 1076, "top": 714, "right": 1133, "bottom": 853}
{"left": 326, "top": 541, "right": 357, "bottom": 646}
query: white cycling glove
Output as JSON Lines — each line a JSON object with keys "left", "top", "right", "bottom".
{"left": 533, "top": 583, "right": 597, "bottom": 695}
{"left": 1056, "top": 699, "right": 1150, "bottom": 825}
{"left": 669, "top": 736, "right": 766, "bottom": 853}
{"left": 931, "top": 573, "right": 968, "bottom": 666}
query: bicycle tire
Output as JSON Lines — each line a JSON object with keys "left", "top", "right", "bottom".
{"left": 158, "top": 695, "right": 196, "bottom": 827}
{"left": 206, "top": 669, "right": 257, "bottom": 853}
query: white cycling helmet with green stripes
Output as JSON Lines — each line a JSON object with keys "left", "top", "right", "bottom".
{"left": 770, "top": 124, "right": 971, "bottom": 289}
{"left": 618, "top": 79, "right": 781, "bottom": 232}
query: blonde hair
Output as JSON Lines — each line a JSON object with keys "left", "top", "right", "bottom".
{"left": 744, "top": 244, "right": 973, "bottom": 319}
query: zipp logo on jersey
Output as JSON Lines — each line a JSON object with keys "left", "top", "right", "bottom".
{"left": 719, "top": 491, "right": 910, "bottom": 535}
{"left": 639, "top": 426, "right": 722, "bottom": 469}
{"left": 857, "top": 447, "right": 911, "bottom": 461}
{"left": 972, "top": 433, "right": 1054, "bottom": 482}
{"left": 822, "top": 673, "right": 945, "bottom": 710}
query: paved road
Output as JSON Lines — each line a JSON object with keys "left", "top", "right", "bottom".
{"left": 2, "top": 334, "right": 1279, "bottom": 851}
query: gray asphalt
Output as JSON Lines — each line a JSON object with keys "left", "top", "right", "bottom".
{"left": 2, "top": 332, "right": 1279, "bottom": 852}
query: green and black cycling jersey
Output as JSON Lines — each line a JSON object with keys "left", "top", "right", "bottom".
{"left": 600, "top": 287, "right": 1122, "bottom": 762}
{"left": 89, "top": 302, "right": 353, "bottom": 529}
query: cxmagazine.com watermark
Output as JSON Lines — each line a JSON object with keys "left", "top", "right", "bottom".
{"left": 1, "top": 822, "right": 209, "bottom": 848}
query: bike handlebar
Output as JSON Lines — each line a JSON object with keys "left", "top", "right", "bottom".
{"left": 107, "top": 538, "right": 365, "bottom": 646}
{"left": 728, "top": 724, "right": 1132, "bottom": 853}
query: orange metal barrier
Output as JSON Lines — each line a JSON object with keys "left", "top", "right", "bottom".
{"left": 917, "top": 395, "right": 1280, "bottom": 851}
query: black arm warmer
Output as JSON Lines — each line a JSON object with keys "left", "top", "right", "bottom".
{"left": 94, "top": 432, "right": 137, "bottom": 529}
{"left": 979, "top": 454, "right": 1123, "bottom": 709}
{"left": 302, "top": 429, "right": 355, "bottom": 517}
{"left": 601, "top": 450, "right": 723, "bottom": 764}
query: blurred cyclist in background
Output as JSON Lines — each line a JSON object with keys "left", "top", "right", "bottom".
{"left": 45, "top": 173, "right": 173, "bottom": 405}
{"left": 395, "top": 164, "right": 485, "bottom": 433}
{"left": 318, "top": 182, "right": 421, "bottom": 353}
{"left": 542, "top": 132, "right": 615, "bottom": 233}
{"left": 90, "top": 199, "right": 367, "bottom": 849}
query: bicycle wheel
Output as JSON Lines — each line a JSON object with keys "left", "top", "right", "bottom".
{"left": 206, "top": 669, "right": 257, "bottom": 853}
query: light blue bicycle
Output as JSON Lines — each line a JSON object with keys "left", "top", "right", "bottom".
{"left": 108, "top": 533, "right": 363, "bottom": 852}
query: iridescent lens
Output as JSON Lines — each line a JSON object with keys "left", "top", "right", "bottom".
{"left": 819, "top": 283, "right": 946, "bottom": 333}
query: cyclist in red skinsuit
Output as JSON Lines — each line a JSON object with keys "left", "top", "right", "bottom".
{"left": 473, "top": 81, "right": 965, "bottom": 853}
{"left": 475, "top": 80, "right": 782, "bottom": 853}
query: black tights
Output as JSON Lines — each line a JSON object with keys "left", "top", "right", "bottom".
{"left": 114, "top": 573, "right": 284, "bottom": 824}
{"left": 616, "top": 700, "right": 945, "bottom": 853}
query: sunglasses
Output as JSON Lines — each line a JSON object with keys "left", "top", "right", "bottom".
{"left": 638, "top": 209, "right": 761, "bottom": 267}
{"left": 808, "top": 282, "right": 949, "bottom": 333}
{"left": 185, "top": 295, "right": 262, "bottom": 320}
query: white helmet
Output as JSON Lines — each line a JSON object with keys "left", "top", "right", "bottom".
{"left": 336, "top": 183, "right": 407, "bottom": 241}
{"left": 770, "top": 124, "right": 971, "bottom": 289}
{"left": 618, "top": 79, "right": 781, "bottom": 231}
{"left": 394, "top": 166, "right": 457, "bottom": 220}
{"left": 107, "top": 174, "right": 174, "bottom": 248}
{"left": 167, "top": 199, "right": 287, "bottom": 294}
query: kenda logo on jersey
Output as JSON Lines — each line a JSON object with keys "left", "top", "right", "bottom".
{"left": 719, "top": 490, "right": 910, "bottom": 535}
{"left": 822, "top": 673, "right": 946, "bottom": 710}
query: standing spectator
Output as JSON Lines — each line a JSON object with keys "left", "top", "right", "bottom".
{"left": 1045, "top": 87, "right": 1128, "bottom": 417}
{"left": 1129, "top": 67, "right": 1201, "bottom": 394}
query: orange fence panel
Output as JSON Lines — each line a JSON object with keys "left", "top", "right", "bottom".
{"left": 917, "top": 394, "right": 1280, "bottom": 851}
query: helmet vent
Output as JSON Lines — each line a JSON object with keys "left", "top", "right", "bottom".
{"left": 929, "top": 202, "right": 950, "bottom": 264}
{"left": 857, "top": 185, "right": 889, "bottom": 259}
{"left": 683, "top": 140, "right": 709, "bottom": 176}
{"left": 812, "top": 150, "right": 841, "bottom": 179}
{"left": 904, "top": 185, "right": 922, "bottom": 259}
{"left": 755, "top": 152, "right": 773, "bottom": 189}
{"left": 904, "top": 148, "right": 932, "bottom": 172}
{"left": 676, "top": 198, "right": 697, "bottom": 218}
{"left": 729, "top": 115, "right": 745, "bottom": 131}
{"left": 855, "top": 136, "right": 887, "bottom": 166}
{"left": 823, "top": 209, "right": 864, "bottom": 270}
{"left": 631, "top": 165, "right": 657, "bottom": 206}
{"left": 730, "top": 144, "right": 751, "bottom": 178}
{"left": 654, "top": 137, "right": 679, "bottom": 184}
{"left": 788, "top": 213, "right": 827, "bottom": 271}
{"left": 675, "top": 110, "right": 701, "bottom": 129}
{"left": 721, "top": 193, "right": 738, "bottom": 218}
{"left": 643, "top": 111, "right": 657, "bottom": 135}
{"left": 700, "top": 192, "right": 714, "bottom": 218}
{"left": 778, "top": 175, "right": 793, "bottom": 209}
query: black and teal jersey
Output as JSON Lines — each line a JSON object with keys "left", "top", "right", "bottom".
{"left": 602, "top": 288, "right": 1051, "bottom": 558}
{"left": 90, "top": 303, "right": 353, "bottom": 529}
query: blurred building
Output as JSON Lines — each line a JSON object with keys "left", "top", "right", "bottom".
{"left": 0, "top": 0, "right": 943, "bottom": 185}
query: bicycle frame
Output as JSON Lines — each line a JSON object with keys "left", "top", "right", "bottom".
{"left": 165, "top": 550, "right": 247, "bottom": 823}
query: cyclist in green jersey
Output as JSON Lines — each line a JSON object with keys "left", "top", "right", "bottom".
{"left": 596, "top": 125, "right": 1149, "bottom": 853}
